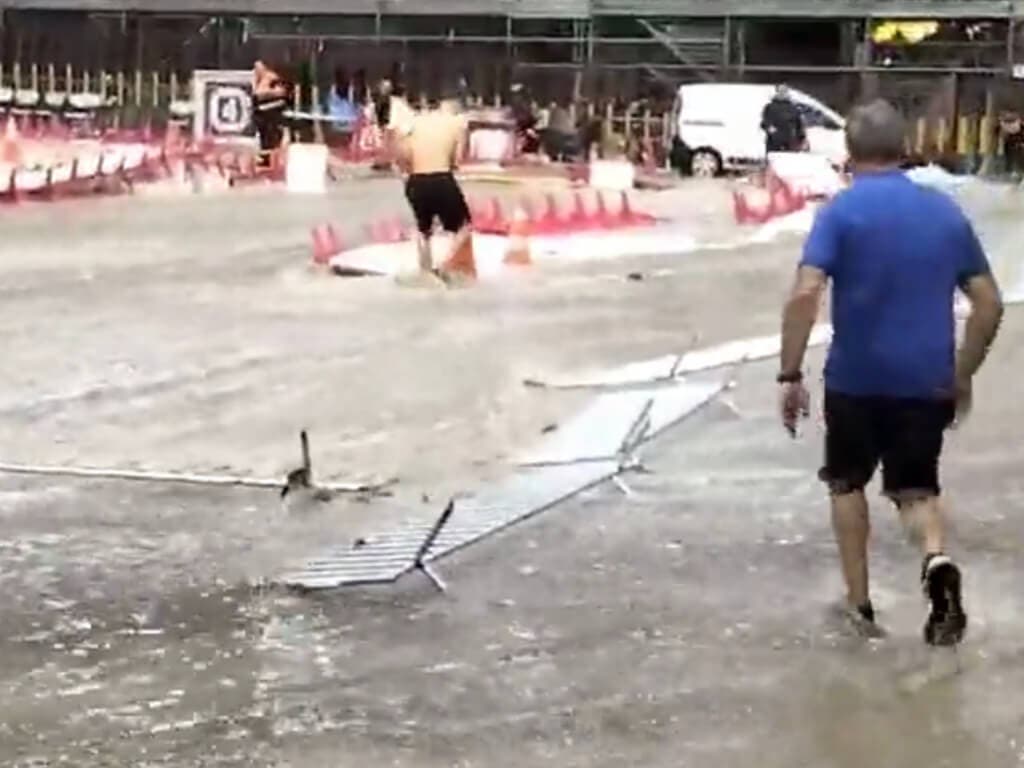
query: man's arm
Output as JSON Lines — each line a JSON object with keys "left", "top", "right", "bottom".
{"left": 780, "top": 204, "right": 839, "bottom": 377}
{"left": 780, "top": 265, "right": 828, "bottom": 376}
{"left": 452, "top": 116, "right": 469, "bottom": 169}
{"left": 955, "top": 218, "right": 1004, "bottom": 382}
{"left": 957, "top": 273, "right": 1003, "bottom": 382}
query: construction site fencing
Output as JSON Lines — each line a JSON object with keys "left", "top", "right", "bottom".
{"left": 0, "top": 63, "right": 1017, "bottom": 170}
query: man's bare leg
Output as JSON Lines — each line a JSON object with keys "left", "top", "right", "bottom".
{"left": 897, "top": 494, "right": 945, "bottom": 555}
{"left": 897, "top": 493, "right": 966, "bottom": 645}
{"left": 831, "top": 490, "right": 871, "bottom": 609}
{"left": 416, "top": 231, "right": 433, "bottom": 274}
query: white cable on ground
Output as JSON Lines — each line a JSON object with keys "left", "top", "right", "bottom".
{"left": 0, "top": 462, "right": 395, "bottom": 494}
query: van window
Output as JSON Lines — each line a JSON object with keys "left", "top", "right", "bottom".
{"left": 796, "top": 102, "right": 840, "bottom": 130}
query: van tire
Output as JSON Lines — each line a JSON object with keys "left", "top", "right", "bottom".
{"left": 689, "top": 149, "right": 722, "bottom": 178}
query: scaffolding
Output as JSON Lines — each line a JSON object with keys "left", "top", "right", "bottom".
{"left": 0, "top": 1, "right": 1021, "bottom": 107}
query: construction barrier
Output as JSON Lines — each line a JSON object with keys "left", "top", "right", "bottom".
{"left": 0, "top": 114, "right": 294, "bottom": 203}
{"left": 731, "top": 151, "right": 846, "bottom": 226}
{"left": 309, "top": 189, "right": 674, "bottom": 281}
{"left": 1, "top": 58, "right": 1019, "bottom": 176}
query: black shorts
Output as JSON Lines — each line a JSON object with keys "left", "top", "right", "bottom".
{"left": 820, "top": 390, "right": 955, "bottom": 498}
{"left": 404, "top": 172, "right": 471, "bottom": 235}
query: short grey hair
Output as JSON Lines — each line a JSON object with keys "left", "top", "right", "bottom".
{"left": 845, "top": 99, "right": 906, "bottom": 163}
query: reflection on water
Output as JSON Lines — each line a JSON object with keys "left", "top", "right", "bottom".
{"left": 0, "top": 181, "right": 1022, "bottom": 766}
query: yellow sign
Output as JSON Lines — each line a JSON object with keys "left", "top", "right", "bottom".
{"left": 871, "top": 20, "right": 940, "bottom": 44}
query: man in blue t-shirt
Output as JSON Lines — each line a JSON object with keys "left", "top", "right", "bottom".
{"left": 778, "top": 99, "right": 1004, "bottom": 646}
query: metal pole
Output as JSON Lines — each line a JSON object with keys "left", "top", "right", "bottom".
{"left": 860, "top": 16, "right": 873, "bottom": 100}
{"left": 1008, "top": 16, "right": 1017, "bottom": 75}
{"left": 736, "top": 19, "right": 746, "bottom": 79}
{"left": 412, "top": 499, "right": 455, "bottom": 592}
{"left": 722, "top": 16, "right": 732, "bottom": 76}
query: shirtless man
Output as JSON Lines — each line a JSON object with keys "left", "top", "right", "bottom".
{"left": 396, "top": 97, "right": 472, "bottom": 280}
{"left": 252, "top": 60, "right": 288, "bottom": 167}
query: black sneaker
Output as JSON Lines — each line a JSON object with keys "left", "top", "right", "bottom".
{"left": 922, "top": 554, "right": 967, "bottom": 646}
{"left": 843, "top": 600, "right": 887, "bottom": 639}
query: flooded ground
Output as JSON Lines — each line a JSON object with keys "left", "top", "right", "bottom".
{"left": 0, "top": 177, "right": 1022, "bottom": 767}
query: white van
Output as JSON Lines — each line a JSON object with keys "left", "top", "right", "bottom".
{"left": 668, "top": 83, "right": 847, "bottom": 176}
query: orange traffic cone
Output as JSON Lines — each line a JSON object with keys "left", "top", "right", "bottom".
{"left": 311, "top": 224, "right": 341, "bottom": 265}
{"left": 441, "top": 233, "right": 477, "bottom": 281}
{"left": 504, "top": 207, "right": 532, "bottom": 267}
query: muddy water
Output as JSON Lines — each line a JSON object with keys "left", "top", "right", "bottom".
{"left": 0, "top": 178, "right": 1022, "bottom": 767}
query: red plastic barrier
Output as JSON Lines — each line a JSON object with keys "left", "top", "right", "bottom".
{"left": 471, "top": 196, "right": 508, "bottom": 235}
{"left": 533, "top": 193, "right": 563, "bottom": 234}
{"left": 618, "top": 191, "right": 656, "bottom": 226}
{"left": 733, "top": 171, "right": 804, "bottom": 225}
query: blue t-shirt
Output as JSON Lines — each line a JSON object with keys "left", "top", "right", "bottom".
{"left": 801, "top": 170, "right": 990, "bottom": 399}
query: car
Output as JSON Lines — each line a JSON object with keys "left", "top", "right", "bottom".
{"left": 668, "top": 82, "right": 847, "bottom": 177}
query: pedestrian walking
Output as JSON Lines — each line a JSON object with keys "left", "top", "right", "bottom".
{"left": 778, "top": 99, "right": 1004, "bottom": 645}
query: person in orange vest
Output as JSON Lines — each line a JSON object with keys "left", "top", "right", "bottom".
{"left": 252, "top": 60, "right": 289, "bottom": 168}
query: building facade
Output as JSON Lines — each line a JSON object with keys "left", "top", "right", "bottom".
{"left": 1, "top": 1, "right": 1021, "bottom": 110}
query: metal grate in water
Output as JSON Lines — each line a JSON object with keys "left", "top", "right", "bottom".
{"left": 279, "top": 460, "right": 618, "bottom": 590}
{"left": 520, "top": 379, "right": 725, "bottom": 466}
{"left": 280, "top": 379, "right": 726, "bottom": 591}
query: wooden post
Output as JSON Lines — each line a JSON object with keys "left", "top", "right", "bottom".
{"left": 134, "top": 70, "right": 142, "bottom": 108}
{"left": 152, "top": 71, "right": 160, "bottom": 108}
{"left": 604, "top": 101, "right": 615, "bottom": 148}
{"left": 949, "top": 71, "right": 960, "bottom": 167}
{"left": 935, "top": 116, "right": 948, "bottom": 157}
{"left": 170, "top": 72, "right": 178, "bottom": 103}
{"left": 83, "top": 69, "right": 90, "bottom": 94}
{"left": 12, "top": 62, "right": 20, "bottom": 90}
{"left": 47, "top": 63, "right": 55, "bottom": 93}
{"left": 978, "top": 87, "right": 997, "bottom": 175}
{"left": 311, "top": 83, "right": 324, "bottom": 144}
{"left": 29, "top": 63, "right": 38, "bottom": 93}
{"left": 65, "top": 64, "right": 73, "bottom": 94}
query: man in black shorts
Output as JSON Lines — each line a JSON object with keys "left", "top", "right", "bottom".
{"left": 397, "top": 96, "right": 473, "bottom": 281}
{"left": 778, "top": 99, "right": 1004, "bottom": 645}
{"left": 252, "top": 61, "right": 288, "bottom": 168}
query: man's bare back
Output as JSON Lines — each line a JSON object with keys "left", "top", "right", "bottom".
{"left": 402, "top": 106, "right": 467, "bottom": 174}
{"left": 399, "top": 101, "right": 474, "bottom": 279}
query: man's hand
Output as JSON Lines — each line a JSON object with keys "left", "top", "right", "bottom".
{"left": 779, "top": 381, "right": 811, "bottom": 437}
{"left": 952, "top": 375, "right": 973, "bottom": 427}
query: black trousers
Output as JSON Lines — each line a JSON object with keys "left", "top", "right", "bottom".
{"left": 253, "top": 96, "right": 286, "bottom": 156}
